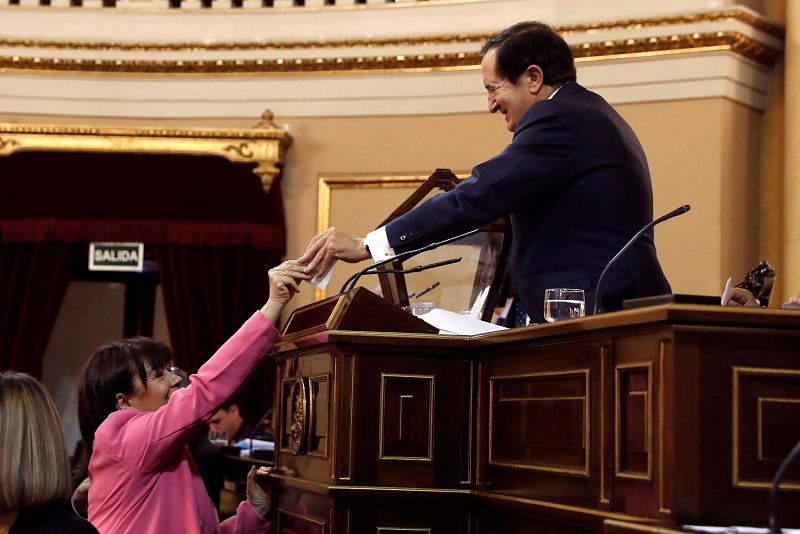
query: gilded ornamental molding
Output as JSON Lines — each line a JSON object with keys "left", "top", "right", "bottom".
{"left": 0, "top": 9, "right": 784, "bottom": 75}
{"left": 0, "top": 110, "right": 292, "bottom": 192}
{"left": 0, "top": 9, "right": 783, "bottom": 52}
{"left": 0, "top": 31, "right": 782, "bottom": 75}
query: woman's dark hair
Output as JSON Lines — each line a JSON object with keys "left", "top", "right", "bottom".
{"left": 78, "top": 338, "right": 173, "bottom": 451}
{"left": 480, "top": 21, "right": 576, "bottom": 87}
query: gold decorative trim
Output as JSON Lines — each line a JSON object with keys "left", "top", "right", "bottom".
{"left": 558, "top": 10, "right": 783, "bottom": 38}
{"left": 657, "top": 339, "right": 671, "bottom": 514}
{"left": 0, "top": 10, "right": 781, "bottom": 52}
{"left": 377, "top": 528, "right": 432, "bottom": 534}
{"left": 378, "top": 373, "right": 435, "bottom": 462}
{"left": 614, "top": 361, "right": 653, "bottom": 481}
{"left": 0, "top": 31, "right": 781, "bottom": 75}
{"left": 488, "top": 369, "right": 591, "bottom": 477}
{"left": 600, "top": 344, "right": 610, "bottom": 505}
{"left": 463, "top": 360, "right": 474, "bottom": 485}
{"left": 0, "top": 111, "right": 291, "bottom": 193}
{"left": 307, "top": 373, "right": 330, "bottom": 459}
{"left": 315, "top": 174, "right": 451, "bottom": 301}
{"left": 288, "top": 377, "right": 309, "bottom": 454}
{"left": 732, "top": 366, "right": 800, "bottom": 490}
{"left": 330, "top": 355, "right": 339, "bottom": 482}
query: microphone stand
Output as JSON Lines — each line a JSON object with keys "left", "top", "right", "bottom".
{"left": 593, "top": 204, "right": 691, "bottom": 315}
{"left": 769, "top": 438, "right": 800, "bottom": 534}
{"left": 246, "top": 407, "right": 273, "bottom": 459}
{"left": 339, "top": 228, "right": 479, "bottom": 294}
{"left": 363, "top": 258, "right": 460, "bottom": 275}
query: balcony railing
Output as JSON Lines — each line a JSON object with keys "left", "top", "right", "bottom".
{"left": 5, "top": 0, "right": 424, "bottom": 8}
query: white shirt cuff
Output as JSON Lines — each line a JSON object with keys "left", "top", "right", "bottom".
{"left": 365, "top": 227, "right": 395, "bottom": 261}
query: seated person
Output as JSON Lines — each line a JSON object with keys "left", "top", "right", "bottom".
{"left": 190, "top": 394, "right": 271, "bottom": 510}
{"left": 209, "top": 396, "right": 253, "bottom": 445}
{"left": 725, "top": 286, "right": 800, "bottom": 309}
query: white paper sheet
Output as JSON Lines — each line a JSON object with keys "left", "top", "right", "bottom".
{"left": 420, "top": 308, "right": 507, "bottom": 335}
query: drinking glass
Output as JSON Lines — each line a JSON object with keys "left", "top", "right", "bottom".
{"left": 208, "top": 429, "right": 229, "bottom": 446}
{"left": 543, "top": 288, "right": 585, "bottom": 322}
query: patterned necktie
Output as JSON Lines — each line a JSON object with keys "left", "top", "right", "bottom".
{"left": 514, "top": 298, "right": 528, "bottom": 328}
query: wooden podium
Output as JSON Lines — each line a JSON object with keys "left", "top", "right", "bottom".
{"left": 268, "top": 291, "right": 800, "bottom": 533}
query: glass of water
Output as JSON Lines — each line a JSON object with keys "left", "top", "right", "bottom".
{"left": 543, "top": 288, "right": 585, "bottom": 322}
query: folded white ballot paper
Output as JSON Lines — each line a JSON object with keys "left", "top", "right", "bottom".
{"left": 420, "top": 308, "right": 507, "bottom": 335}
{"left": 310, "top": 264, "right": 334, "bottom": 290}
{"left": 721, "top": 276, "right": 733, "bottom": 306}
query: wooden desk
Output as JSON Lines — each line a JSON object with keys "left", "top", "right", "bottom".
{"left": 269, "top": 304, "right": 800, "bottom": 533}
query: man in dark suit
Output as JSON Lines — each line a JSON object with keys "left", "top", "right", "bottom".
{"left": 300, "top": 21, "right": 670, "bottom": 322}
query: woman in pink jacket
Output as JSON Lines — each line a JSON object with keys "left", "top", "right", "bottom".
{"left": 77, "top": 261, "right": 307, "bottom": 534}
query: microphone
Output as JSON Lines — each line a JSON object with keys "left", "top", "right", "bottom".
{"left": 593, "top": 204, "right": 691, "bottom": 315}
{"left": 769, "top": 438, "right": 800, "bottom": 533}
{"left": 339, "top": 228, "right": 479, "bottom": 294}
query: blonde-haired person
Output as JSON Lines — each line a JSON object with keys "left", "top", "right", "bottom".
{"left": 0, "top": 372, "right": 99, "bottom": 534}
{"left": 78, "top": 261, "right": 307, "bottom": 534}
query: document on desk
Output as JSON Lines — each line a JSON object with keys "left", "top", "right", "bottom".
{"left": 421, "top": 308, "right": 507, "bottom": 335}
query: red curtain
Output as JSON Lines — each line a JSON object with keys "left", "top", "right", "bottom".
{"left": 0, "top": 151, "right": 286, "bottom": 386}
{"left": 156, "top": 245, "right": 282, "bottom": 411}
{"left": 0, "top": 242, "right": 74, "bottom": 376}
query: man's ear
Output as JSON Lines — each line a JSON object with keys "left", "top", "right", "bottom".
{"left": 525, "top": 64, "right": 545, "bottom": 95}
{"left": 230, "top": 404, "right": 240, "bottom": 417}
{"left": 115, "top": 392, "right": 132, "bottom": 410}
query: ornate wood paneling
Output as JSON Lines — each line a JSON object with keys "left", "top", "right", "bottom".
{"left": 615, "top": 363, "right": 653, "bottom": 480}
{"left": 379, "top": 374, "right": 435, "bottom": 462}
{"left": 732, "top": 366, "right": 800, "bottom": 490}
{"left": 269, "top": 304, "right": 800, "bottom": 531}
{"left": 489, "top": 369, "right": 590, "bottom": 477}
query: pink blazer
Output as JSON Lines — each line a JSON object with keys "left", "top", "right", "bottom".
{"left": 88, "top": 311, "right": 278, "bottom": 534}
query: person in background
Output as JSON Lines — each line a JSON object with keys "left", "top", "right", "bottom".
{"left": 0, "top": 372, "right": 99, "bottom": 534}
{"left": 190, "top": 394, "right": 265, "bottom": 510}
{"left": 727, "top": 287, "right": 760, "bottom": 307}
{"left": 209, "top": 397, "right": 249, "bottom": 444}
{"left": 78, "top": 261, "right": 307, "bottom": 534}
{"left": 726, "top": 286, "right": 800, "bottom": 309}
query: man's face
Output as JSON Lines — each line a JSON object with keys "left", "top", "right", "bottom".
{"left": 481, "top": 48, "right": 537, "bottom": 132}
{"left": 208, "top": 405, "right": 243, "bottom": 440}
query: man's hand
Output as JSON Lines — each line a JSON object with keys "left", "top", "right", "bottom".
{"left": 299, "top": 228, "right": 371, "bottom": 278}
{"left": 246, "top": 465, "right": 273, "bottom": 520}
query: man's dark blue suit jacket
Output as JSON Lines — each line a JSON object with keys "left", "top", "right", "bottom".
{"left": 385, "top": 82, "right": 671, "bottom": 322}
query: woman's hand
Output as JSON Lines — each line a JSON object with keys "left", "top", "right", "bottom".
{"left": 268, "top": 260, "right": 308, "bottom": 305}
{"left": 71, "top": 477, "right": 91, "bottom": 519}
{"left": 261, "top": 260, "right": 310, "bottom": 324}
{"left": 246, "top": 465, "right": 273, "bottom": 520}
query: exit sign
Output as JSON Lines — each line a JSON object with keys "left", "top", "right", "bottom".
{"left": 89, "top": 243, "right": 144, "bottom": 272}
